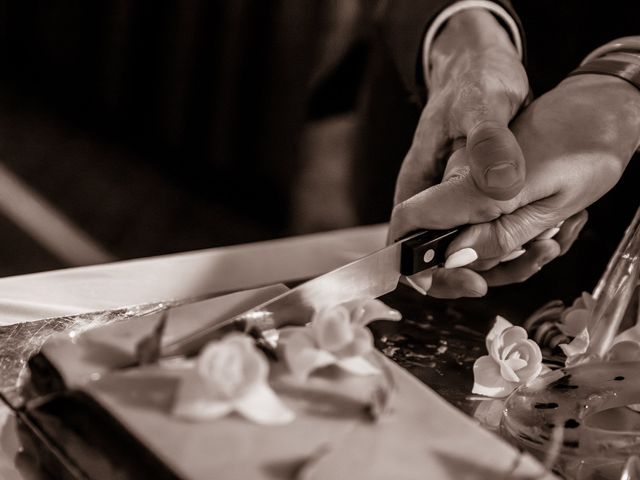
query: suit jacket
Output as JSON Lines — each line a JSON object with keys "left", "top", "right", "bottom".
{"left": 377, "top": 0, "right": 640, "bottom": 101}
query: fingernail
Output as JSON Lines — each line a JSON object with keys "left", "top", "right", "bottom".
{"left": 501, "top": 248, "right": 526, "bottom": 263}
{"left": 485, "top": 163, "right": 518, "bottom": 188}
{"left": 444, "top": 248, "right": 478, "bottom": 269}
{"left": 535, "top": 254, "right": 558, "bottom": 272}
{"left": 404, "top": 272, "right": 433, "bottom": 296}
{"left": 538, "top": 227, "right": 560, "bottom": 240}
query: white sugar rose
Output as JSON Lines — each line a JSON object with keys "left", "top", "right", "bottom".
{"left": 173, "top": 334, "right": 294, "bottom": 425}
{"left": 197, "top": 334, "right": 267, "bottom": 398}
{"left": 282, "top": 298, "right": 401, "bottom": 379}
{"left": 472, "top": 316, "right": 544, "bottom": 398}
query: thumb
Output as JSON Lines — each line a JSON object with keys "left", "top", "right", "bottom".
{"left": 465, "top": 119, "right": 526, "bottom": 201}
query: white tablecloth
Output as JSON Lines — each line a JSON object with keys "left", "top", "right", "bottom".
{"left": 0, "top": 224, "right": 388, "bottom": 325}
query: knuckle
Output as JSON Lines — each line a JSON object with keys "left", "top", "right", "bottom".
{"left": 444, "top": 167, "right": 467, "bottom": 183}
{"left": 468, "top": 121, "right": 509, "bottom": 147}
{"left": 457, "top": 78, "right": 485, "bottom": 103}
{"left": 492, "top": 219, "right": 520, "bottom": 256}
{"left": 453, "top": 81, "right": 489, "bottom": 119}
{"left": 390, "top": 202, "right": 410, "bottom": 227}
{"left": 537, "top": 240, "right": 562, "bottom": 265}
{"left": 472, "top": 204, "right": 504, "bottom": 224}
{"left": 578, "top": 209, "right": 589, "bottom": 222}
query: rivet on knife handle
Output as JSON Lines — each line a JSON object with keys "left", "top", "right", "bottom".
{"left": 400, "top": 228, "right": 459, "bottom": 276}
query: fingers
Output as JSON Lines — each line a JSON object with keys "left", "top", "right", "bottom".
{"left": 441, "top": 144, "right": 468, "bottom": 181}
{"left": 390, "top": 175, "right": 471, "bottom": 242}
{"left": 404, "top": 242, "right": 485, "bottom": 298}
{"left": 402, "top": 210, "right": 585, "bottom": 297}
{"left": 463, "top": 216, "right": 568, "bottom": 272}
{"left": 554, "top": 210, "right": 588, "bottom": 255}
{"left": 394, "top": 56, "right": 529, "bottom": 207}
{"left": 482, "top": 239, "right": 561, "bottom": 286}
{"left": 445, "top": 200, "right": 562, "bottom": 260}
{"left": 473, "top": 211, "right": 587, "bottom": 287}
{"left": 389, "top": 166, "right": 511, "bottom": 242}
{"left": 393, "top": 149, "right": 432, "bottom": 207}
{"left": 393, "top": 109, "right": 449, "bottom": 206}
{"left": 466, "top": 120, "right": 526, "bottom": 200}
{"left": 406, "top": 267, "right": 488, "bottom": 299}
{"left": 430, "top": 268, "right": 488, "bottom": 298}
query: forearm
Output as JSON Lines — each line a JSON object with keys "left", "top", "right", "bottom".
{"left": 567, "top": 36, "right": 640, "bottom": 154}
{"left": 559, "top": 74, "right": 640, "bottom": 159}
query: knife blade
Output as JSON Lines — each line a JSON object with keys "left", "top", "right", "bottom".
{"left": 162, "top": 228, "right": 458, "bottom": 357}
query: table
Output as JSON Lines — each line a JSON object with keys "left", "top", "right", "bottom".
{"left": 0, "top": 224, "right": 549, "bottom": 479}
{"left": 0, "top": 224, "right": 388, "bottom": 325}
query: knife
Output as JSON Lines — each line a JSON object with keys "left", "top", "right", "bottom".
{"left": 162, "top": 228, "right": 458, "bottom": 357}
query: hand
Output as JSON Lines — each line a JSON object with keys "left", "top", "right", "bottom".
{"left": 391, "top": 73, "right": 640, "bottom": 297}
{"left": 393, "top": 8, "right": 529, "bottom": 210}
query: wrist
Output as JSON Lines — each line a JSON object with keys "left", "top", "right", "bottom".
{"left": 429, "top": 9, "right": 518, "bottom": 90}
{"left": 560, "top": 74, "right": 640, "bottom": 154}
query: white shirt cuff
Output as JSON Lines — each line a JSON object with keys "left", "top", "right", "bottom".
{"left": 422, "top": 0, "right": 523, "bottom": 91}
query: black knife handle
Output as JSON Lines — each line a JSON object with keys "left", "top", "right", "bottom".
{"left": 400, "top": 228, "right": 459, "bottom": 276}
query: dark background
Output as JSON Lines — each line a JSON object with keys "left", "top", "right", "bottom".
{"left": 0, "top": 0, "right": 372, "bottom": 275}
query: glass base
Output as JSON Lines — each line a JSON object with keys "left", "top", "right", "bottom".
{"left": 502, "top": 361, "right": 640, "bottom": 478}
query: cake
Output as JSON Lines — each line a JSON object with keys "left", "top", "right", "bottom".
{"left": 24, "top": 286, "right": 548, "bottom": 479}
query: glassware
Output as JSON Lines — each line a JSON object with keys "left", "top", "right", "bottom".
{"left": 502, "top": 206, "right": 640, "bottom": 479}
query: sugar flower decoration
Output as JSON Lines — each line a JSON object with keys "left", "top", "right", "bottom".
{"left": 558, "top": 292, "right": 595, "bottom": 337}
{"left": 281, "top": 298, "right": 401, "bottom": 379}
{"left": 173, "top": 334, "right": 294, "bottom": 425}
{"left": 560, "top": 328, "right": 590, "bottom": 366}
{"left": 557, "top": 291, "right": 640, "bottom": 365}
{"left": 472, "top": 316, "right": 544, "bottom": 398}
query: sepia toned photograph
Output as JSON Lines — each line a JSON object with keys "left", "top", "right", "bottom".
{"left": 0, "top": 1, "right": 638, "bottom": 478}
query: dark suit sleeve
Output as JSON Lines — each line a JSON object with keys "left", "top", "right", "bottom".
{"left": 379, "top": 0, "right": 525, "bottom": 101}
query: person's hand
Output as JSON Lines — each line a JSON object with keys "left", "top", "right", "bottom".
{"left": 391, "top": 73, "right": 640, "bottom": 298}
{"left": 393, "top": 8, "right": 529, "bottom": 212}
